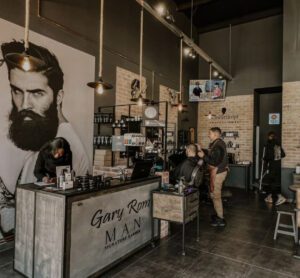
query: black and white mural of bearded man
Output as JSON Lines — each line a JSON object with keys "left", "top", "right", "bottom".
{"left": 0, "top": 41, "right": 89, "bottom": 189}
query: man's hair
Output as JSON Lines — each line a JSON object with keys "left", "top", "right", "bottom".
{"left": 186, "top": 144, "right": 197, "bottom": 155}
{"left": 1, "top": 40, "right": 64, "bottom": 97}
{"left": 210, "top": 127, "right": 222, "bottom": 134}
{"left": 268, "top": 131, "right": 276, "bottom": 137}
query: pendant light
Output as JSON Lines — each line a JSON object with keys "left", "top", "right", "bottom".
{"left": 131, "top": 1, "right": 150, "bottom": 105}
{"left": 87, "top": 0, "right": 113, "bottom": 94}
{"left": 172, "top": 38, "right": 187, "bottom": 112}
{"left": 5, "top": 0, "right": 46, "bottom": 72}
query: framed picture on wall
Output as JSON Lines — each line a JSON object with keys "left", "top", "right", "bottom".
{"left": 189, "top": 79, "right": 227, "bottom": 102}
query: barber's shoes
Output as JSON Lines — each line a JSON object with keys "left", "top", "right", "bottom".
{"left": 275, "top": 195, "right": 286, "bottom": 206}
{"left": 211, "top": 216, "right": 226, "bottom": 227}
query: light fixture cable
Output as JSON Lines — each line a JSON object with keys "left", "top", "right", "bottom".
{"left": 178, "top": 38, "right": 184, "bottom": 111}
{"left": 98, "top": 0, "right": 104, "bottom": 78}
{"left": 190, "top": 0, "right": 193, "bottom": 40}
{"left": 139, "top": 2, "right": 144, "bottom": 95}
{"left": 24, "top": 0, "right": 30, "bottom": 50}
{"left": 179, "top": 37, "right": 183, "bottom": 100}
{"left": 87, "top": 0, "right": 113, "bottom": 93}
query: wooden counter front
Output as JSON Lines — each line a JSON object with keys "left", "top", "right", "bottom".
{"left": 14, "top": 177, "right": 160, "bottom": 278}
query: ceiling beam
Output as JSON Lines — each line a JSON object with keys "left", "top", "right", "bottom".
{"left": 135, "top": 0, "right": 233, "bottom": 80}
{"left": 176, "top": 0, "right": 215, "bottom": 12}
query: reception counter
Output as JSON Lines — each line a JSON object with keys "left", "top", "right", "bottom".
{"left": 14, "top": 176, "right": 161, "bottom": 278}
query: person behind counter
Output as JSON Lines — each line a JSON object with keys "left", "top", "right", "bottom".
{"left": 198, "top": 127, "right": 228, "bottom": 227}
{"left": 34, "top": 137, "right": 72, "bottom": 183}
{"left": 171, "top": 144, "right": 200, "bottom": 184}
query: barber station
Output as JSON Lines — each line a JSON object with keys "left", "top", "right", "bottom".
{"left": 0, "top": 0, "right": 300, "bottom": 277}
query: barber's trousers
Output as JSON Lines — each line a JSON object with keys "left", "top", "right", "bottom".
{"left": 210, "top": 171, "right": 227, "bottom": 219}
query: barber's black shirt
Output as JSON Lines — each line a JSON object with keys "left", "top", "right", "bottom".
{"left": 172, "top": 156, "right": 199, "bottom": 183}
{"left": 203, "top": 138, "right": 228, "bottom": 173}
{"left": 34, "top": 148, "right": 72, "bottom": 181}
{"left": 193, "top": 87, "right": 202, "bottom": 97}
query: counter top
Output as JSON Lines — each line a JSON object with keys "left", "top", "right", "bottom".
{"left": 17, "top": 176, "right": 161, "bottom": 198}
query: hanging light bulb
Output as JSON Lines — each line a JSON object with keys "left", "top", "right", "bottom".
{"left": 208, "top": 111, "right": 212, "bottom": 120}
{"left": 21, "top": 55, "right": 31, "bottom": 71}
{"left": 178, "top": 101, "right": 183, "bottom": 112}
{"left": 95, "top": 83, "right": 104, "bottom": 95}
{"left": 5, "top": 0, "right": 46, "bottom": 72}
{"left": 184, "top": 47, "right": 190, "bottom": 56}
{"left": 156, "top": 3, "right": 166, "bottom": 16}
{"left": 87, "top": 0, "right": 113, "bottom": 93}
{"left": 212, "top": 70, "right": 219, "bottom": 78}
{"left": 88, "top": 77, "right": 113, "bottom": 94}
{"left": 137, "top": 95, "right": 143, "bottom": 106}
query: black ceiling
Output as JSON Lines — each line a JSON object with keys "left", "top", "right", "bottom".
{"left": 173, "top": 0, "right": 283, "bottom": 33}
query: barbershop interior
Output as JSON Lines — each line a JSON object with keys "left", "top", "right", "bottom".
{"left": 0, "top": 0, "right": 300, "bottom": 277}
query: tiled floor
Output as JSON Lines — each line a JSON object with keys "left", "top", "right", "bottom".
{"left": 0, "top": 188, "right": 299, "bottom": 277}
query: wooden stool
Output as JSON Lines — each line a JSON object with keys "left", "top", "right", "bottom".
{"left": 274, "top": 205, "right": 298, "bottom": 243}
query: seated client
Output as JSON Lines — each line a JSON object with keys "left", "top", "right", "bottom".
{"left": 34, "top": 137, "right": 72, "bottom": 183}
{"left": 171, "top": 144, "right": 200, "bottom": 184}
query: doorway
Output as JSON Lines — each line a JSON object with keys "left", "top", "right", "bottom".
{"left": 253, "top": 86, "right": 282, "bottom": 182}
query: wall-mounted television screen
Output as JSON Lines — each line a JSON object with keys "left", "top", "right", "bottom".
{"left": 189, "top": 79, "right": 227, "bottom": 102}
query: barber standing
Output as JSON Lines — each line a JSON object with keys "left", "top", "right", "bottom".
{"left": 198, "top": 127, "right": 228, "bottom": 227}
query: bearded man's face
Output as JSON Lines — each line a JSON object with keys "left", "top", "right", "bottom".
{"left": 8, "top": 68, "right": 59, "bottom": 151}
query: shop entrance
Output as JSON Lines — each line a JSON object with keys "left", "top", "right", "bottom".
{"left": 253, "top": 87, "right": 282, "bottom": 182}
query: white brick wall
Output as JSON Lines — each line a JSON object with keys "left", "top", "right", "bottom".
{"left": 197, "top": 95, "right": 254, "bottom": 162}
{"left": 282, "top": 81, "right": 300, "bottom": 168}
{"left": 159, "top": 85, "right": 179, "bottom": 126}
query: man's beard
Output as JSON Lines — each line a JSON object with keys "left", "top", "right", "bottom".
{"left": 8, "top": 103, "right": 59, "bottom": 151}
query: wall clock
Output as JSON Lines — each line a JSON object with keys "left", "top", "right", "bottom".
{"left": 144, "top": 105, "right": 158, "bottom": 120}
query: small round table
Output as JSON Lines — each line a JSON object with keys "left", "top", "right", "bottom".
{"left": 289, "top": 184, "right": 300, "bottom": 259}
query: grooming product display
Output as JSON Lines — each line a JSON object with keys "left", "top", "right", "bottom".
{"left": 124, "top": 133, "right": 146, "bottom": 146}
{"left": 94, "top": 136, "right": 112, "bottom": 147}
{"left": 94, "top": 113, "right": 114, "bottom": 124}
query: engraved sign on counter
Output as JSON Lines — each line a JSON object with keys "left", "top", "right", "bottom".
{"left": 69, "top": 182, "right": 158, "bottom": 278}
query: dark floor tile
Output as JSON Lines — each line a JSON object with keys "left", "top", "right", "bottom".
{"left": 221, "top": 225, "right": 267, "bottom": 245}
{"left": 0, "top": 242, "right": 14, "bottom": 253}
{"left": 102, "top": 239, "right": 175, "bottom": 277}
{"left": 246, "top": 266, "right": 292, "bottom": 278}
{"left": 112, "top": 259, "right": 181, "bottom": 278}
{"left": 183, "top": 252, "right": 250, "bottom": 278}
{"left": 0, "top": 248, "right": 14, "bottom": 268}
{"left": 0, "top": 263, "right": 23, "bottom": 278}
{"left": 172, "top": 230, "right": 218, "bottom": 253}
{"left": 143, "top": 242, "right": 201, "bottom": 272}
{"left": 225, "top": 214, "right": 274, "bottom": 231}
{"left": 252, "top": 246, "right": 300, "bottom": 277}
{"left": 262, "top": 230, "right": 295, "bottom": 253}
{"left": 210, "top": 237, "right": 261, "bottom": 264}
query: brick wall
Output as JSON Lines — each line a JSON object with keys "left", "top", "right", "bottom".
{"left": 197, "top": 95, "right": 254, "bottom": 162}
{"left": 159, "top": 85, "right": 178, "bottom": 126}
{"left": 115, "top": 67, "right": 146, "bottom": 120}
{"left": 282, "top": 81, "right": 300, "bottom": 168}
